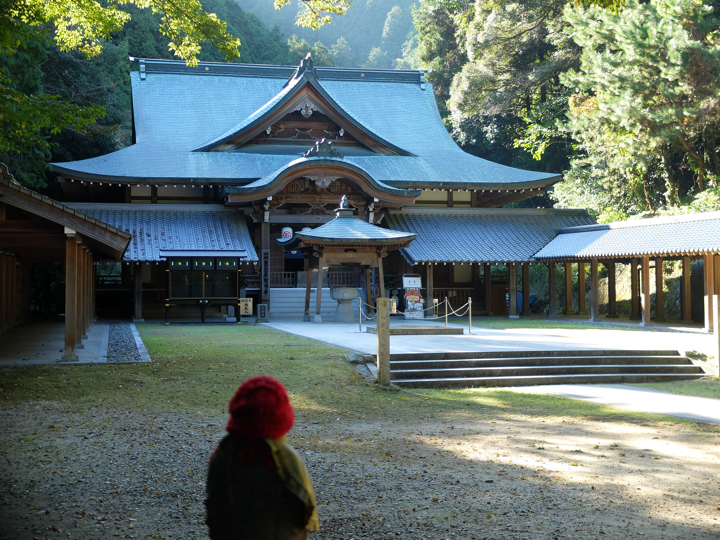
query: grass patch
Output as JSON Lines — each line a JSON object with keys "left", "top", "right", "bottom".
{"left": 631, "top": 378, "right": 720, "bottom": 400}
{"left": 0, "top": 324, "right": 697, "bottom": 427}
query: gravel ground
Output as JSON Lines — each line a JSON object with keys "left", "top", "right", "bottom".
{"left": 106, "top": 325, "right": 141, "bottom": 363}
{"left": 1, "top": 402, "right": 718, "bottom": 540}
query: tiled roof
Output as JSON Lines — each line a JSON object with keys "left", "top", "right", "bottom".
{"left": 534, "top": 211, "right": 720, "bottom": 260}
{"left": 386, "top": 207, "right": 595, "bottom": 263}
{"left": 51, "top": 59, "right": 560, "bottom": 191}
{"left": 294, "top": 213, "right": 416, "bottom": 244}
{"left": 65, "top": 204, "right": 258, "bottom": 262}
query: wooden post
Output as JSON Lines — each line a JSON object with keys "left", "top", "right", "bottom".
{"left": 713, "top": 295, "right": 720, "bottom": 377}
{"left": 303, "top": 266, "right": 313, "bottom": 322}
{"left": 365, "top": 267, "right": 372, "bottom": 313}
{"left": 564, "top": 262, "right": 574, "bottom": 315}
{"left": 0, "top": 254, "right": 6, "bottom": 331}
{"left": 590, "top": 258, "right": 600, "bottom": 322}
{"left": 508, "top": 263, "right": 518, "bottom": 318}
{"left": 640, "top": 255, "right": 651, "bottom": 326}
{"left": 62, "top": 234, "right": 79, "bottom": 362}
{"left": 261, "top": 220, "right": 270, "bottom": 309}
{"left": 75, "top": 243, "right": 84, "bottom": 348}
{"left": 484, "top": 263, "right": 492, "bottom": 315}
{"left": 607, "top": 262, "right": 617, "bottom": 318}
{"left": 655, "top": 257, "right": 664, "bottom": 322}
{"left": 133, "top": 263, "right": 143, "bottom": 322}
{"left": 314, "top": 256, "right": 324, "bottom": 323}
{"left": 377, "top": 254, "right": 385, "bottom": 299}
{"left": 704, "top": 253, "right": 715, "bottom": 332}
{"left": 548, "top": 262, "right": 557, "bottom": 318}
{"left": 630, "top": 258, "right": 640, "bottom": 320}
{"left": 426, "top": 263, "right": 434, "bottom": 314}
{"left": 578, "top": 262, "right": 588, "bottom": 315}
{"left": 522, "top": 262, "right": 530, "bottom": 316}
{"left": 81, "top": 249, "right": 88, "bottom": 338}
{"left": 468, "top": 297, "right": 472, "bottom": 334}
{"left": 681, "top": 256, "right": 692, "bottom": 323}
{"left": 376, "top": 297, "right": 391, "bottom": 386}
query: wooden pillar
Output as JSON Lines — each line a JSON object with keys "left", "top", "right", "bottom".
{"left": 484, "top": 263, "right": 492, "bottom": 315}
{"left": 377, "top": 254, "right": 385, "bottom": 299}
{"left": 365, "top": 268, "right": 372, "bottom": 311}
{"left": 91, "top": 258, "right": 96, "bottom": 322}
{"left": 62, "top": 234, "right": 79, "bottom": 362}
{"left": 508, "top": 263, "right": 518, "bottom": 318}
{"left": 589, "top": 258, "right": 600, "bottom": 322}
{"left": 564, "top": 262, "right": 574, "bottom": 315}
{"left": 655, "top": 257, "right": 664, "bottom": 322}
{"left": 314, "top": 255, "right": 324, "bottom": 323}
{"left": 522, "top": 262, "right": 530, "bottom": 315}
{"left": 713, "top": 295, "right": 720, "bottom": 377}
{"left": 133, "top": 263, "right": 143, "bottom": 322}
{"left": 681, "top": 256, "right": 692, "bottom": 323}
{"left": 81, "top": 249, "right": 88, "bottom": 338}
{"left": 426, "top": 263, "right": 434, "bottom": 309}
{"left": 704, "top": 252, "right": 715, "bottom": 332}
{"left": 0, "top": 254, "right": 6, "bottom": 331}
{"left": 607, "top": 262, "right": 617, "bottom": 318}
{"left": 548, "top": 262, "right": 557, "bottom": 318}
{"left": 630, "top": 258, "right": 640, "bottom": 320}
{"left": 75, "top": 243, "right": 84, "bottom": 348}
{"left": 376, "top": 297, "right": 391, "bottom": 386}
{"left": 640, "top": 255, "right": 651, "bottom": 326}
{"left": 578, "top": 262, "right": 588, "bottom": 315}
{"left": 261, "top": 220, "right": 270, "bottom": 309}
{"left": 303, "top": 265, "right": 313, "bottom": 322}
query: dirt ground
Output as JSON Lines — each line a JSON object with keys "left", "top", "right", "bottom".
{"left": 1, "top": 401, "right": 718, "bottom": 540}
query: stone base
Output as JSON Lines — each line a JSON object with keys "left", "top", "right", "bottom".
{"left": 313, "top": 314, "right": 323, "bottom": 323}
{"left": 132, "top": 318, "right": 145, "bottom": 323}
{"left": 303, "top": 314, "right": 311, "bottom": 322}
{"left": 60, "top": 354, "right": 79, "bottom": 362}
{"left": 508, "top": 315, "right": 520, "bottom": 319}
{"left": 76, "top": 343, "right": 84, "bottom": 349}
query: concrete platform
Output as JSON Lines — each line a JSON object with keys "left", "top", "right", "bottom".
{"left": 365, "top": 324, "right": 464, "bottom": 335}
{"left": 0, "top": 321, "right": 150, "bottom": 366}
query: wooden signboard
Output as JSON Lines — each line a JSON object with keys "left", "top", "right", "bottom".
{"left": 238, "top": 298, "right": 253, "bottom": 317}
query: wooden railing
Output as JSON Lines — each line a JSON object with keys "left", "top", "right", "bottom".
{"left": 433, "top": 288, "right": 472, "bottom": 311}
{"left": 270, "top": 272, "right": 297, "bottom": 288}
{"left": 328, "top": 268, "right": 359, "bottom": 287}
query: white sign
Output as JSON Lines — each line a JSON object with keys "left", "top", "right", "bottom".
{"left": 402, "top": 274, "right": 422, "bottom": 289}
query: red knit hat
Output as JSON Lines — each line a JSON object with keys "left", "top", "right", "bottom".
{"left": 226, "top": 376, "right": 294, "bottom": 439}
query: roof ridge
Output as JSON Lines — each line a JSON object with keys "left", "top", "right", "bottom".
{"left": 558, "top": 210, "right": 720, "bottom": 234}
{"left": 65, "top": 203, "right": 234, "bottom": 212}
{"left": 390, "top": 207, "right": 592, "bottom": 217}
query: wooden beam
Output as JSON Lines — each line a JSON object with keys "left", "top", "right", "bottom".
{"left": 133, "top": 263, "right": 143, "bottom": 322}
{"left": 578, "top": 262, "right": 588, "bottom": 315}
{"left": 640, "top": 255, "right": 651, "bottom": 326}
{"left": 508, "top": 263, "right": 518, "bottom": 318}
{"left": 655, "top": 257, "right": 664, "bottom": 322}
{"left": 548, "top": 262, "right": 557, "bottom": 318}
{"left": 522, "top": 262, "right": 530, "bottom": 315}
{"left": 304, "top": 266, "right": 312, "bottom": 322}
{"left": 261, "top": 221, "right": 270, "bottom": 308}
{"left": 681, "top": 256, "right": 692, "bottom": 323}
{"left": 704, "top": 253, "right": 715, "bottom": 332}
{"left": 630, "top": 258, "right": 640, "bottom": 320}
{"left": 607, "top": 262, "right": 617, "bottom": 318}
{"left": 62, "top": 235, "right": 78, "bottom": 362}
{"left": 484, "top": 263, "right": 492, "bottom": 315}
{"left": 0, "top": 254, "right": 6, "bottom": 331}
{"left": 315, "top": 255, "right": 324, "bottom": 322}
{"left": 426, "top": 263, "right": 434, "bottom": 311}
{"left": 564, "top": 262, "right": 574, "bottom": 315}
{"left": 378, "top": 255, "right": 385, "bottom": 299}
{"left": 590, "top": 258, "right": 600, "bottom": 322}
{"left": 268, "top": 214, "right": 334, "bottom": 225}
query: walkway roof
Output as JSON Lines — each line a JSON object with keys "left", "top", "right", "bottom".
{"left": 534, "top": 211, "right": 720, "bottom": 261}
{"left": 65, "top": 204, "right": 258, "bottom": 262}
{"left": 385, "top": 207, "right": 595, "bottom": 264}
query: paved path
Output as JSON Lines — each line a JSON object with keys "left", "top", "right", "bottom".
{"left": 507, "top": 384, "right": 720, "bottom": 425}
{"left": 262, "top": 317, "right": 720, "bottom": 425}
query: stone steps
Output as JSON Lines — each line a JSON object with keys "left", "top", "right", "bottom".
{"left": 269, "top": 288, "right": 357, "bottom": 319}
{"left": 373, "top": 349, "right": 706, "bottom": 387}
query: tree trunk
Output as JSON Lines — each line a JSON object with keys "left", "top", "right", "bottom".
{"left": 661, "top": 144, "right": 679, "bottom": 205}
{"left": 679, "top": 133, "right": 706, "bottom": 190}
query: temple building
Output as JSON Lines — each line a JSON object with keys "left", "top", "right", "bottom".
{"left": 1, "top": 55, "right": 719, "bottom": 359}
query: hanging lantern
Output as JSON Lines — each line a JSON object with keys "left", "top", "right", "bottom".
{"left": 281, "top": 226, "right": 293, "bottom": 239}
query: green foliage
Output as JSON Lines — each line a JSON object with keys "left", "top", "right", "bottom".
{"left": 288, "top": 34, "right": 337, "bottom": 66}
{"left": 558, "top": 0, "right": 720, "bottom": 215}
{"left": 364, "top": 46, "right": 390, "bottom": 68}
{"left": 330, "top": 36, "right": 353, "bottom": 66}
{"left": 276, "top": 0, "right": 352, "bottom": 30}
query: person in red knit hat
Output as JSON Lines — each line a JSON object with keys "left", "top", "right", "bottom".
{"left": 205, "top": 376, "right": 319, "bottom": 539}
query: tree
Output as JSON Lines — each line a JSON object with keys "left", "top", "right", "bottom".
{"left": 364, "top": 47, "right": 391, "bottom": 68}
{"left": 330, "top": 36, "right": 354, "bottom": 67}
{"left": 288, "top": 35, "right": 336, "bottom": 66}
{"left": 558, "top": 0, "right": 720, "bottom": 214}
